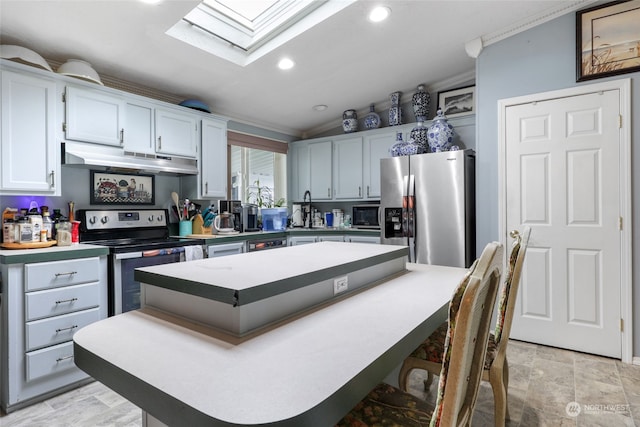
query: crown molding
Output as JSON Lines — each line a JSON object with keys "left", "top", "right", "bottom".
{"left": 480, "top": 0, "right": 599, "bottom": 48}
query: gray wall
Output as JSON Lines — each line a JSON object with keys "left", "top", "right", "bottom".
{"left": 476, "top": 12, "right": 639, "bottom": 357}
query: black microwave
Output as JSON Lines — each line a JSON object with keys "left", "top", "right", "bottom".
{"left": 351, "top": 205, "right": 380, "bottom": 229}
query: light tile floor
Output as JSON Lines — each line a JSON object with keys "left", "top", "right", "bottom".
{"left": 2, "top": 340, "right": 639, "bottom": 426}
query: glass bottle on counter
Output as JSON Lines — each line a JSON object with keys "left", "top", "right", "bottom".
{"left": 51, "top": 209, "right": 63, "bottom": 240}
{"left": 41, "top": 206, "right": 53, "bottom": 241}
{"left": 55, "top": 218, "right": 72, "bottom": 246}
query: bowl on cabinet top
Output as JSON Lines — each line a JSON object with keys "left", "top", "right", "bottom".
{"left": 0, "top": 45, "right": 53, "bottom": 72}
{"left": 56, "top": 59, "right": 103, "bottom": 85}
{"left": 179, "top": 99, "right": 211, "bottom": 113}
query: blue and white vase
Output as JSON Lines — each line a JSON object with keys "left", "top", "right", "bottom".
{"left": 363, "top": 104, "right": 381, "bottom": 130}
{"left": 412, "top": 84, "right": 430, "bottom": 122}
{"left": 388, "top": 91, "right": 403, "bottom": 126}
{"left": 389, "top": 132, "right": 405, "bottom": 157}
{"left": 401, "top": 137, "right": 422, "bottom": 156}
{"left": 409, "top": 120, "right": 428, "bottom": 153}
{"left": 342, "top": 109, "right": 358, "bottom": 133}
{"left": 427, "top": 109, "right": 455, "bottom": 152}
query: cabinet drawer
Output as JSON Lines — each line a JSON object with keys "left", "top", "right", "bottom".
{"left": 25, "top": 282, "right": 100, "bottom": 321}
{"left": 25, "top": 308, "right": 101, "bottom": 352}
{"left": 25, "top": 257, "right": 100, "bottom": 291}
{"left": 25, "top": 341, "right": 77, "bottom": 382}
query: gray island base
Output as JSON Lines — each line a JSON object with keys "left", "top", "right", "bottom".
{"left": 73, "top": 242, "right": 468, "bottom": 426}
{"left": 136, "top": 242, "right": 409, "bottom": 336}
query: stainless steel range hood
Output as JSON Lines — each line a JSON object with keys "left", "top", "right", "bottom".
{"left": 62, "top": 142, "right": 198, "bottom": 175}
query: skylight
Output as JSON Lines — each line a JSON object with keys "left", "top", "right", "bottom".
{"left": 166, "top": 0, "right": 355, "bottom": 66}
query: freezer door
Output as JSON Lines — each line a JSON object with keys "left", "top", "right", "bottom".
{"left": 380, "top": 156, "right": 409, "bottom": 248}
{"left": 411, "top": 150, "right": 469, "bottom": 267}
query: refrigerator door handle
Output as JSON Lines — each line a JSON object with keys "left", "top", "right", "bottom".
{"left": 408, "top": 174, "right": 416, "bottom": 262}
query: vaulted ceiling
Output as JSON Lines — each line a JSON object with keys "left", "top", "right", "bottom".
{"left": 0, "top": 0, "right": 595, "bottom": 138}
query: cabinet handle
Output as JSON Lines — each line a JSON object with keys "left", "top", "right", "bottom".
{"left": 55, "top": 297, "right": 78, "bottom": 304}
{"left": 54, "top": 271, "right": 77, "bottom": 277}
{"left": 359, "top": 186, "right": 361, "bottom": 197}
{"left": 367, "top": 185, "right": 370, "bottom": 197}
{"left": 205, "top": 182, "right": 208, "bottom": 194}
{"left": 328, "top": 188, "right": 331, "bottom": 198}
{"left": 50, "top": 170, "right": 55, "bottom": 189}
{"left": 56, "top": 355, "right": 74, "bottom": 362}
{"left": 120, "top": 128, "right": 124, "bottom": 145}
{"left": 55, "top": 325, "right": 78, "bottom": 333}
{"left": 158, "top": 136, "right": 162, "bottom": 150}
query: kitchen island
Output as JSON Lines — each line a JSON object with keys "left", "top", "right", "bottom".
{"left": 73, "top": 242, "right": 467, "bottom": 426}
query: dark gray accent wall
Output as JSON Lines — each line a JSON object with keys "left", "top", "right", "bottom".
{"left": 476, "top": 12, "right": 640, "bottom": 357}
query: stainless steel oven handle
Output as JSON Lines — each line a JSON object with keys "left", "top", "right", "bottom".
{"left": 114, "top": 252, "right": 143, "bottom": 260}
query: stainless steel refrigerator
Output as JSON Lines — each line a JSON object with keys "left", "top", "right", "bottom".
{"left": 380, "top": 149, "right": 475, "bottom": 268}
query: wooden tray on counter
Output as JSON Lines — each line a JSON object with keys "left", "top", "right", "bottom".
{"left": 1, "top": 240, "right": 57, "bottom": 249}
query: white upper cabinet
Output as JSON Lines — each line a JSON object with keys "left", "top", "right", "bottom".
{"left": 333, "top": 136, "right": 363, "bottom": 199}
{"left": 155, "top": 108, "right": 198, "bottom": 158}
{"left": 200, "top": 117, "right": 228, "bottom": 198}
{"left": 64, "top": 86, "right": 124, "bottom": 146}
{"left": 123, "top": 100, "right": 155, "bottom": 154}
{"left": 1, "top": 70, "right": 59, "bottom": 195}
{"left": 363, "top": 131, "right": 395, "bottom": 199}
{"left": 288, "top": 141, "right": 310, "bottom": 202}
{"left": 308, "top": 140, "right": 332, "bottom": 200}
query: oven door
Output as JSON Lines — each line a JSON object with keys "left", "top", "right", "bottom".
{"left": 112, "top": 248, "right": 184, "bottom": 316}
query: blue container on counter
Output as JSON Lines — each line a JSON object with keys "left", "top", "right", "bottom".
{"left": 261, "top": 208, "right": 288, "bottom": 231}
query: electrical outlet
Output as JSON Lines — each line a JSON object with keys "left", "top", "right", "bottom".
{"left": 333, "top": 276, "right": 348, "bottom": 295}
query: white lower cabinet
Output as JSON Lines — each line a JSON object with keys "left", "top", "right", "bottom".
{"left": 346, "top": 235, "right": 380, "bottom": 244}
{"left": 288, "top": 235, "right": 318, "bottom": 246}
{"left": 318, "top": 235, "right": 345, "bottom": 242}
{"left": 207, "top": 242, "right": 246, "bottom": 257}
{"left": 0, "top": 254, "right": 108, "bottom": 413}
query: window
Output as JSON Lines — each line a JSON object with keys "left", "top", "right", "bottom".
{"left": 228, "top": 132, "right": 287, "bottom": 207}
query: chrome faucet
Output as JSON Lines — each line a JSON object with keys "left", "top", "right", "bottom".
{"left": 303, "top": 190, "right": 312, "bottom": 229}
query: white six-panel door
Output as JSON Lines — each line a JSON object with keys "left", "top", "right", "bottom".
{"left": 504, "top": 89, "right": 622, "bottom": 358}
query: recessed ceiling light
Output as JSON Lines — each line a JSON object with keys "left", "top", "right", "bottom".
{"left": 278, "top": 58, "right": 295, "bottom": 70}
{"left": 139, "top": 0, "right": 163, "bottom": 4}
{"left": 369, "top": 6, "right": 391, "bottom": 23}
{"left": 313, "top": 104, "right": 328, "bottom": 111}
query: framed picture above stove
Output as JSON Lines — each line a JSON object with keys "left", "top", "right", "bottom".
{"left": 90, "top": 170, "right": 155, "bottom": 205}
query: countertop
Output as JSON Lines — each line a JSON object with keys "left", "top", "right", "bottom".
{"left": 0, "top": 244, "right": 109, "bottom": 264}
{"left": 74, "top": 261, "right": 466, "bottom": 426}
{"left": 178, "top": 227, "right": 380, "bottom": 244}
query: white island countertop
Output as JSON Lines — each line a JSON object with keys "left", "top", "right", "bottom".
{"left": 74, "top": 253, "right": 466, "bottom": 426}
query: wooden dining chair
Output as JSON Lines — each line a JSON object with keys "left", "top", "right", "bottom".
{"left": 336, "top": 241, "right": 503, "bottom": 427}
{"left": 398, "top": 227, "right": 530, "bottom": 426}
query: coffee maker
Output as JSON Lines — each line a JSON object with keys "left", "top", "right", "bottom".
{"left": 242, "top": 204, "right": 260, "bottom": 232}
{"left": 218, "top": 200, "right": 242, "bottom": 232}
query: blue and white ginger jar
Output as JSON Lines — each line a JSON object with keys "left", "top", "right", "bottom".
{"left": 427, "top": 109, "right": 455, "bottom": 152}
{"left": 342, "top": 109, "right": 358, "bottom": 133}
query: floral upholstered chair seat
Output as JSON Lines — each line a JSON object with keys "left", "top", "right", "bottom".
{"left": 410, "top": 322, "right": 499, "bottom": 371}
{"left": 337, "top": 383, "right": 436, "bottom": 426}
